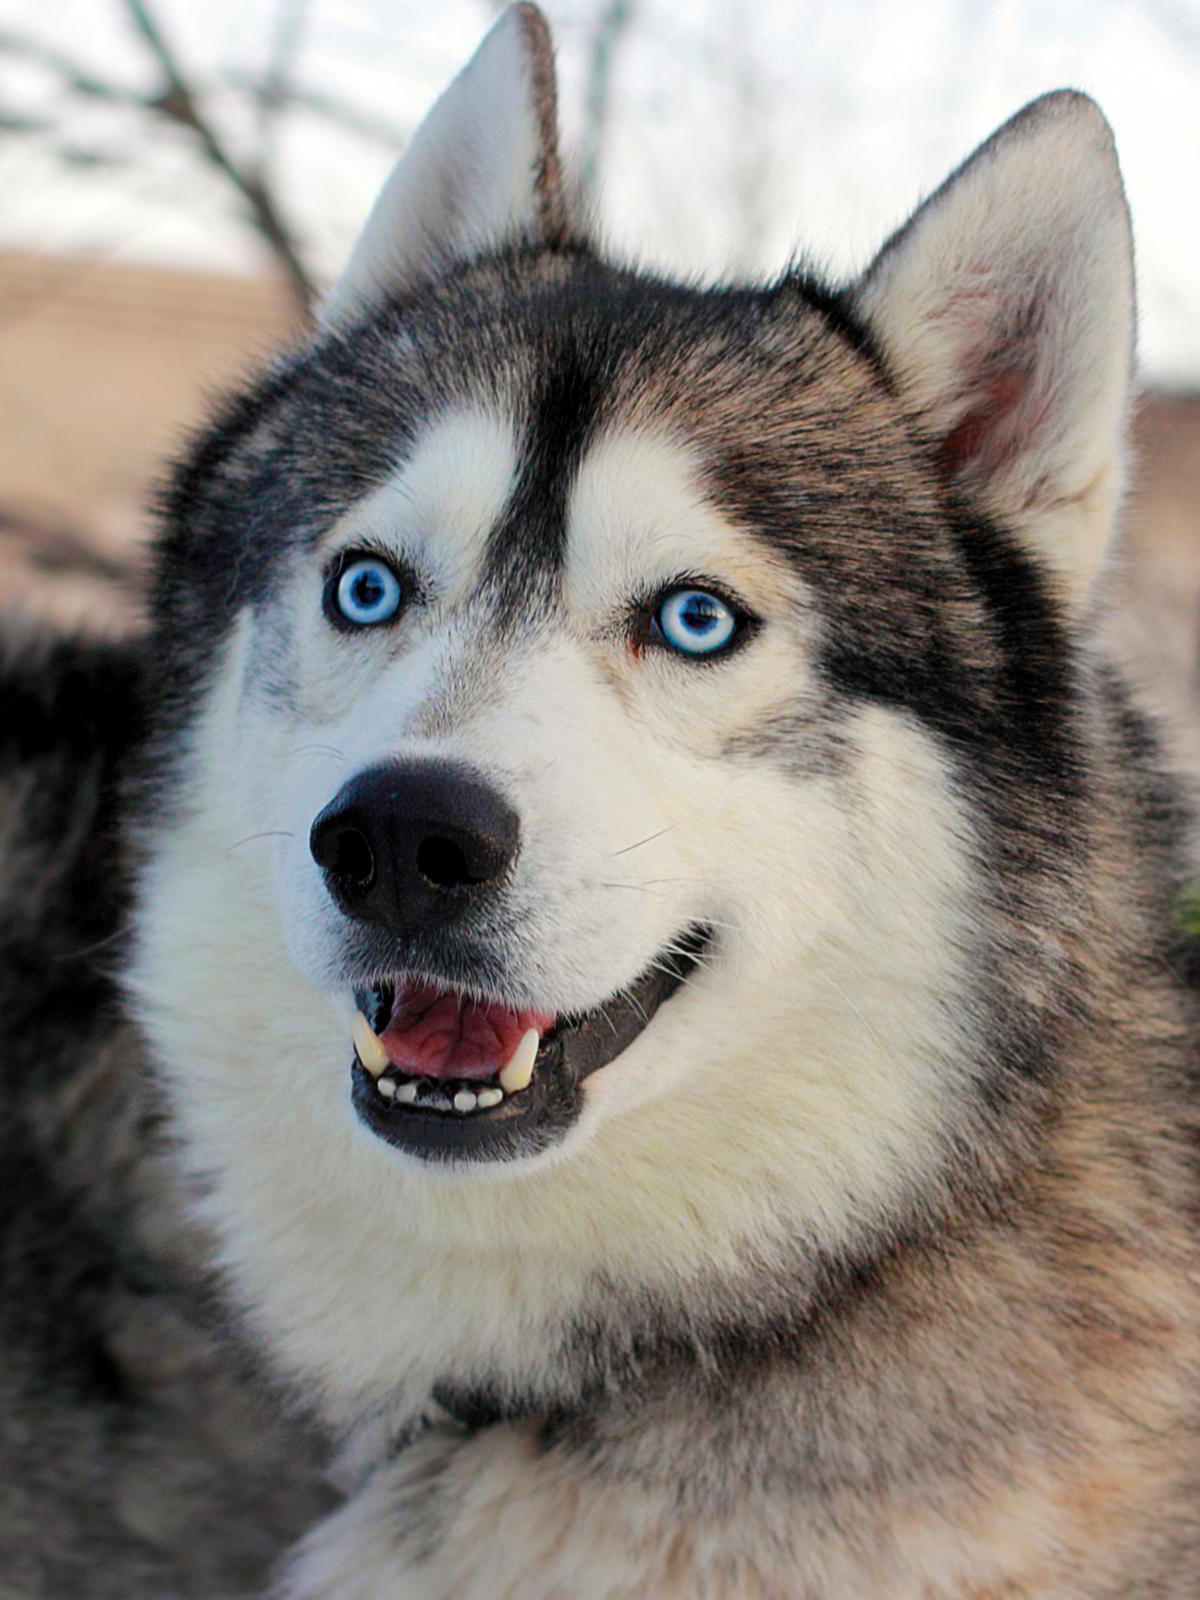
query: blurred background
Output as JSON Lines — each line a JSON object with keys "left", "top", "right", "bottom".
{"left": 2, "top": 0, "right": 1200, "bottom": 765}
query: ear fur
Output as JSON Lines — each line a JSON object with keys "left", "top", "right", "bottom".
{"left": 320, "top": 4, "right": 567, "bottom": 331}
{"left": 853, "top": 91, "right": 1134, "bottom": 609}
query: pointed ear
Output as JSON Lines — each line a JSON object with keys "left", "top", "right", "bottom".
{"left": 852, "top": 92, "right": 1134, "bottom": 610}
{"left": 320, "top": 4, "right": 567, "bottom": 331}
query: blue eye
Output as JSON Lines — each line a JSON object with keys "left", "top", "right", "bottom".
{"left": 332, "top": 557, "right": 404, "bottom": 628}
{"left": 655, "top": 588, "right": 740, "bottom": 657}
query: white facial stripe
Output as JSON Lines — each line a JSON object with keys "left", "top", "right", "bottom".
{"left": 326, "top": 406, "right": 519, "bottom": 604}
{"left": 564, "top": 427, "right": 794, "bottom": 618}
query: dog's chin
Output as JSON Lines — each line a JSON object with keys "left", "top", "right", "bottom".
{"left": 346, "top": 926, "right": 710, "bottom": 1165}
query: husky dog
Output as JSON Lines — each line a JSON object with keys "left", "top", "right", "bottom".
{"left": 120, "top": 4, "right": 1200, "bottom": 1594}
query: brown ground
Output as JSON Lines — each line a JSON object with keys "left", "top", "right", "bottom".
{"left": 1110, "top": 395, "right": 1200, "bottom": 782}
{"left": 0, "top": 251, "right": 296, "bottom": 632}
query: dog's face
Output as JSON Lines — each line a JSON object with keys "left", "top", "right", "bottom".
{"left": 129, "top": 7, "right": 1132, "bottom": 1401}
{"left": 280, "top": 399, "right": 805, "bottom": 1166}
{"left": 178, "top": 265, "right": 981, "bottom": 1175}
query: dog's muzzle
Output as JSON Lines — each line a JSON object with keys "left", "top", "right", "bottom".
{"left": 310, "top": 759, "right": 711, "bottom": 1165}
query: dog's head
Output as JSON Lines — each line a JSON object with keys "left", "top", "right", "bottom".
{"left": 130, "top": 6, "right": 1131, "bottom": 1289}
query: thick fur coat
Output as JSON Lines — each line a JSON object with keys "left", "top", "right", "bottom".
{"left": 6, "top": 6, "right": 1200, "bottom": 1596}
{"left": 0, "top": 631, "right": 330, "bottom": 1595}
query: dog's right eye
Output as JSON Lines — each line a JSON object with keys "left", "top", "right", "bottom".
{"left": 326, "top": 555, "right": 406, "bottom": 630}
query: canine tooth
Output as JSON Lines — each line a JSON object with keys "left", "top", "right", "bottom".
{"left": 377, "top": 1077, "right": 397, "bottom": 1099}
{"left": 498, "top": 1029, "right": 539, "bottom": 1094}
{"left": 352, "top": 1011, "right": 389, "bottom": 1077}
{"left": 476, "top": 1087, "right": 503, "bottom": 1109}
{"left": 453, "top": 1090, "right": 478, "bottom": 1113}
{"left": 395, "top": 1082, "right": 418, "bottom": 1104}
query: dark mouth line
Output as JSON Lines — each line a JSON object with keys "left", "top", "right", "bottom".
{"left": 348, "top": 925, "right": 712, "bottom": 1159}
{"left": 353, "top": 925, "right": 708, "bottom": 1055}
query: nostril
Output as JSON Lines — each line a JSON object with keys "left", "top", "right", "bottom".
{"left": 324, "top": 824, "right": 375, "bottom": 887}
{"left": 311, "top": 761, "right": 520, "bottom": 932}
{"left": 416, "top": 835, "right": 481, "bottom": 889}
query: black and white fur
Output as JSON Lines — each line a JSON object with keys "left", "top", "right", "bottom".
{"left": 109, "top": 6, "right": 1200, "bottom": 1595}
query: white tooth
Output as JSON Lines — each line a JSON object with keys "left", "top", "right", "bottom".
{"left": 377, "top": 1077, "right": 396, "bottom": 1099}
{"left": 453, "top": 1090, "right": 478, "bottom": 1113}
{"left": 476, "top": 1087, "right": 503, "bottom": 1109}
{"left": 498, "top": 1029, "right": 539, "bottom": 1094}
{"left": 395, "top": 1082, "right": 418, "bottom": 1104}
{"left": 352, "top": 1011, "right": 389, "bottom": 1078}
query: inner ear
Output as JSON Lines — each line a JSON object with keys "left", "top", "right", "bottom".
{"left": 935, "top": 334, "right": 1039, "bottom": 487}
{"left": 852, "top": 91, "right": 1133, "bottom": 608}
{"left": 320, "top": 4, "right": 568, "bottom": 332}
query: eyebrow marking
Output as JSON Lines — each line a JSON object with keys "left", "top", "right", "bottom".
{"left": 329, "top": 406, "right": 521, "bottom": 602}
{"left": 482, "top": 351, "right": 605, "bottom": 615}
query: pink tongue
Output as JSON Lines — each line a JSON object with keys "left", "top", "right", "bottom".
{"left": 379, "top": 980, "right": 555, "bottom": 1081}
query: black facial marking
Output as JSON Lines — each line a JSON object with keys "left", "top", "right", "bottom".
{"left": 481, "top": 334, "right": 606, "bottom": 618}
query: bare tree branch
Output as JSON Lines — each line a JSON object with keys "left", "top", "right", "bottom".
{"left": 0, "top": 107, "right": 56, "bottom": 134}
{"left": 0, "top": 501, "right": 140, "bottom": 585}
{"left": 222, "top": 70, "right": 408, "bottom": 149}
{"left": 0, "top": 12, "right": 419, "bottom": 314}
{"left": 0, "top": 27, "right": 406, "bottom": 152}
{"left": 0, "top": 29, "right": 150, "bottom": 109}
{"left": 119, "top": 0, "right": 315, "bottom": 315}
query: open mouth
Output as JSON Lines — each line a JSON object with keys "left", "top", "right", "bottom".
{"left": 348, "top": 926, "right": 710, "bottom": 1162}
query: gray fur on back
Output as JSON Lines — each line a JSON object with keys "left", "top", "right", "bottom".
{"left": 0, "top": 624, "right": 332, "bottom": 1598}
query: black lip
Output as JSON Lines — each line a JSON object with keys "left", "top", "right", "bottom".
{"left": 349, "top": 926, "right": 710, "bottom": 1163}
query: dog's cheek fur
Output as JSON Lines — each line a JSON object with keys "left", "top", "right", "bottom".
{"left": 132, "top": 317, "right": 995, "bottom": 1427}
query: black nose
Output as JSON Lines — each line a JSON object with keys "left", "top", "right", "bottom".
{"left": 310, "top": 761, "right": 520, "bottom": 937}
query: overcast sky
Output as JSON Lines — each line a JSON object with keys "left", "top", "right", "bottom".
{"left": 3, "top": 0, "right": 1199, "bottom": 382}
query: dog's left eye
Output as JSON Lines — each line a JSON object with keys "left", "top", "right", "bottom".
{"left": 653, "top": 588, "right": 741, "bottom": 658}
{"left": 329, "top": 557, "right": 405, "bottom": 628}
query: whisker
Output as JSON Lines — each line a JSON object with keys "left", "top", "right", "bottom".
{"left": 291, "top": 743, "right": 348, "bottom": 763}
{"left": 812, "top": 968, "right": 895, "bottom": 1064}
{"left": 611, "top": 823, "right": 680, "bottom": 858}
{"left": 227, "top": 830, "right": 295, "bottom": 854}
{"left": 650, "top": 950, "right": 719, "bottom": 981}
{"left": 52, "top": 922, "right": 137, "bottom": 961}
{"left": 624, "top": 883, "right": 720, "bottom": 896}
{"left": 621, "top": 987, "right": 651, "bottom": 1026}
